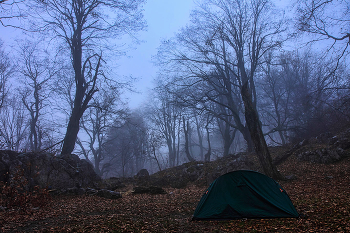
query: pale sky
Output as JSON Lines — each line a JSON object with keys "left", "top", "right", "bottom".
{"left": 119, "top": 0, "right": 196, "bottom": 109}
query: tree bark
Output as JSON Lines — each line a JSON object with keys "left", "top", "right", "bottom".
{"left": 183, "top": 117, "right": 195, "bottom": 162}
{"left": 204, "top": 123, "right": 211, "bottom": 162}
{"left": 194, "top": 113, "right": 204, "bottom": 160}
{"left": 61, "top": 53, "right": 101, "bottom": 155}
{"left": 243, "top": 126, "right": 254, "bottom": 152}
{"left": 61, "top": 107, "right": 83, "bottom": 155}
{"left": 241, "top": 82, "right": 283, "bottom": 180}
{"left": 61, "top": 17, "right": 84, "bottom": 155}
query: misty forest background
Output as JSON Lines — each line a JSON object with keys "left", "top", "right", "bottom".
{"left": 0, "top": 0, "right": 349, "bottom": 179}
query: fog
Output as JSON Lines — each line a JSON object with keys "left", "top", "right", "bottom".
{"left": 0, "top": 0, "right": 349, "bottom": 178}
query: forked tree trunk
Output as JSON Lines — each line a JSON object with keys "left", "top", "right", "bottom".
{"left": 61, "top": 51, "right": 101, "bottom": 155}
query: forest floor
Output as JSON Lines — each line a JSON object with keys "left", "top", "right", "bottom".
{"left": 1, "top": 155, "right": 350, "bottom": 232}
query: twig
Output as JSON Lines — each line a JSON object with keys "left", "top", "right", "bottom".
{"left": 38, "top": 139, "right": 64, "bottom": 153}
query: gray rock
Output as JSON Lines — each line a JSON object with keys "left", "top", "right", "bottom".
{"left": 135, "top": 169, "right": 150, "bottom": 186}
{"left": 96, "top": 189, "right": 122, "bottom": 199}
{"left": 297, "top": 146, "right": 348, "bottom": 164}
{"left": 86, "top": 188, "right": 98, "bottom": 195}
{"left": 136, "top": 169, "right": 149, "bottom": 178}
{"left": 66, "top": 187, "right": 85, "bottom": 195}
{"left": 0, "top": 150, "right": 101, "bottom": 190}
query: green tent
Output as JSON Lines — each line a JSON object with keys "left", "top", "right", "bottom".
{"left": 192, "top": 170, "right": 299, "bottom": 220}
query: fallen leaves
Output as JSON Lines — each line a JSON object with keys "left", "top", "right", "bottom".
{"left": 0, "top": 157, "right": 349, "bottom": 232}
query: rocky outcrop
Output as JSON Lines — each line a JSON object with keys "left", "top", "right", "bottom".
{"left": 149, "top": 153, "right": 254, "bottom": 187}
{"left": 328, "top": 129, "right": 350, "bottom": 150}
{"left": 297, "top": 147, "right": 346, "bottom": 164}
{"left": 96, "top": 189, "right": 122, "bottom": 199}
{"left": 104, "top": 177, "right": 127, "bottom": 191}
{"left": 0, "top": 150, "right": 101, "bottom": 190}
{"left": 134, "top": 169, "right": 150, "bottom": 186}
{"left": 296, "top": 129, "right": 350, "bottom": 164}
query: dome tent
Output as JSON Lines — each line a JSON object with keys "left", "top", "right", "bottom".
{"left": 192, "top": 170, "right": 299, "bottom": 220}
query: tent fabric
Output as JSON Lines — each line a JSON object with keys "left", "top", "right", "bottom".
{"left": 192, "top": 170, "right": 299, "bottom": 220}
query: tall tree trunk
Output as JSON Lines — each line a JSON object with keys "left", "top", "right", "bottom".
{"left": 170, "top": 117, "right": 177, "bottom": 167}
{"left": 183, "top": 117, "right": 195, "bottom": 162}
{"left": 223, "top": 121, "right": 236, "bottom": 157}
{"left": 94, "top": 156, "right": 101, "bottom": 176}
{"left": 61, "top": 13, "right": 101, "bottom": 155}
{"left": 278, "top": 130, "right": 286, "bottom": 146}
{"left": 176, "top": 117, "right": 181, "bottom": 166}
{"left": 204, "top": 123, "right": 211, "bottom": 162}
{"left": 243, "top": 126, "right": 254, "bottom": 152}
{"left": 61, "top": 107, "right": 83, "bottom": 155}
{"left": 194, "top": 114, "right": 204, "bottom": 160}
{"left": 166, "top": 137, "right": 174, "bottom": 167}
{"left": 241, "top": 82, "right": 283, "bottom": 180}
{"left": 61, "top": 24, "right": 84, "bottom": 155}
{"left": 61, "top": 53, "right": 101, "bottom": 155}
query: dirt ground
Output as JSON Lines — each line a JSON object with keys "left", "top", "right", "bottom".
{"left": 1, "top": 156, "right": 350, "bottom": 232}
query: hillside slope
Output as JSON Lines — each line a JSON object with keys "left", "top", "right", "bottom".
{"left": 142, "top": 128, "right": 350, "bottom": 188}
{"left": 2, "top": 150, "right": 350, "bottom": 232}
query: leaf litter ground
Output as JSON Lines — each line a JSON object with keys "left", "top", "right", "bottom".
{"left": 1, "top": 156, "right": 350, "bottom": 232}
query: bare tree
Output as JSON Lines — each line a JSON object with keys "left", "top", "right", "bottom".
{"left": 202, "top": 111, "right": 214, "bottom": 162}
{"left": 18, "top": 41, "right": 56, "bottom": 152}
{"left": 106, "top": 128, "right": 133, "bottom": 177}
{"left": 0, "top": 40, "right": 12, "bottom": 109}
{"left": 0, "top": 96, "right": 28, "bottom": 151}
{"left": 146, "top": 84, "right": 182, "bottom": 168}
{"left": 208, "top": 0, "right": 286, "bottom": 179}
{"left": 297, "top": 0, "right": 350, "bottom": 64}
{"left": 28, "top": 0, "right": 146, "bottom": 155}
{"left": 147, "top": 129, "right": 164, "bottom": 172}
{"left": 102, "top": 110, "right": 148, "bottom": 177}
{"left": 207, "top": 0, "right": 285, "bottom": 178}
{"left": 193, "top": 110, "right": 204, "bottom": 160}
{"left": 129, "top": 111, "right": 149, "bottom": 173}
{"left": 258, "top": 52, "right": 291, "bottom": 145}
{"left": 155, "top": 8, "right": 255, "bottom": 154}
{"left": 157, "top": 0, "right": 287, "bottom": 179}
{"left": 280, "top": 50, "right": 345, "bottom": 140}
{"left": 0, "top": 0, "right": 25, "bottom": 27}
{"left": 75, "top": 86, "right": 124, "bottom": 176}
